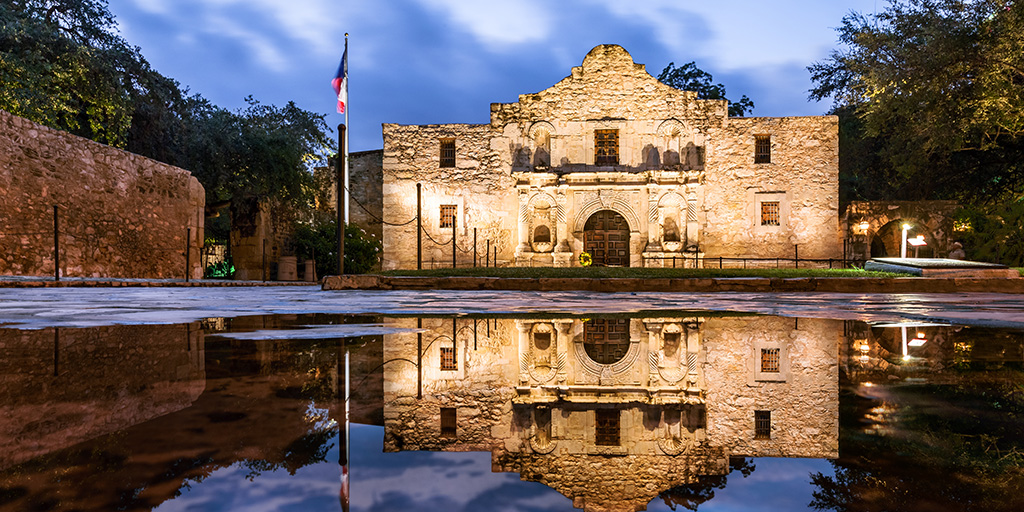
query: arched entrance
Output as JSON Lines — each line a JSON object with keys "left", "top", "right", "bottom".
{"left": 584, "top": 210, "right": 630, "bottom": 266}
{"left": 872, "top": 219, "right": 935, "bottom": 258}
{"left": 583, "top": 318, "right": 630, "bottom": 364}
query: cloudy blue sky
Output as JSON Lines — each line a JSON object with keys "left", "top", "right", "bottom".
{"left": 109, "top": 0, "right": 881, "bottom": 152}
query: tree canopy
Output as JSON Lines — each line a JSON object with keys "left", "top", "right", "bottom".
{"left": 658, "top": 61, "right": 754, "bottom": 117}
{"left": 0, "top": 0, "right": 331, "bottom": 236}
{"left": 809, "top": 0, "right": 1024, "bottom": 203}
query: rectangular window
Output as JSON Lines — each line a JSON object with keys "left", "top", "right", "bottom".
{"left": 754, "top": 135, "right": 771, "bottom": 164}
{"left": 595, "top": 129, "right": 619, "bottom": 166}
{"left": 440, "top": 138, "right": 456, "bottom": 168}
{"left": 595, "top": 410, "right": 620, "bottom": 446}
{"left": 761, "top": 201, "right": 780, "bottom": 226}
{"left": 440, "top": 346, "right": 457, "bottom": 371}
{"left": 440, "top": 204, "right": 457, "bottom": 229}
{"left": 755, "top": 410, "right": 771, "bottom": 439}
{"left": 440, "top": 407, "right": 457, "bottom": 437}
{"left": 761, "top": 348, "right": 780, "bottom": 373}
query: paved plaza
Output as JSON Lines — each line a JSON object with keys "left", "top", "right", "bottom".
{"left": 0, "top": 285, "right": 1021, "bottom": 329}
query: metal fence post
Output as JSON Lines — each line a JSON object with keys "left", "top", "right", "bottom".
{"left": 451, "top": 213, "right": 456, "bottom": 268}
{"left": 794, "top": 244, "right": 799, "bottom": 269}
{"left": 486, "top": 239, "right": 490, "bottom": 267}
{"left": 473, "top": 228, "right": 477, "bottom": 267}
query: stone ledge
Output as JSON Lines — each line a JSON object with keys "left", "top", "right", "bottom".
{"left": 0, "top": 278, "right": 316, "bottom": 288}
{"left": 321, "top": 275, "right": 1024, "bottom": 294}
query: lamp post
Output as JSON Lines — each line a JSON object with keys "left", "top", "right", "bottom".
{"left": 900, "top": 223, "right": 911, "bottom": 258}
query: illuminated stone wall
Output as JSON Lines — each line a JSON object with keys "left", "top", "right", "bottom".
{"left": 0, "top": 110, "right": 205, "bottom": 279}
{"left": 378, "top": 45, "right": 840, "bottom": 269}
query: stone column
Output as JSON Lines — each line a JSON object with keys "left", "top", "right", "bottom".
{"left": 515, "top": 191, "right": 531, "bottom": 262}
{"left": 554, "top": 321, "right": 573, "bottom": 383}
{"left": 516, "top": 320, "right": 533, "bottom": 385}
{"left": 686, "top": 198, "right": 699, "bottom": 250}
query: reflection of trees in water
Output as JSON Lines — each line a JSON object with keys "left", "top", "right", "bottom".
{"left": 657, "top": 457, "right": 755, "bottom": 511}
{"left": 810, "top": 371, "right": 1024, "bottom": 511}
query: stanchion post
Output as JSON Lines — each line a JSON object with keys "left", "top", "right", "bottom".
{"left": 473, "top": 228, "right": 477, "bottom": 267}
{"left": 185, "top": 227, "right": 191, "bottom": 282}
{"left": 451, "top": 212, "right": 456, "bottom": 268}
{"left": 416, "top": 183, "right": 422, "bottom": 270}
{"left": 53, "top": 205, "right": 59, "bottom": 281}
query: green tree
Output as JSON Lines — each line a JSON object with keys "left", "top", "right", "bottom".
{"left": 809, "top": 0, "right": 1024, "bottom": 202}
{"left": 0, "top": 0, "right": 150, "bottom": 146}
{"left": 658, "top": 62, "right": 754, "bottom": 117}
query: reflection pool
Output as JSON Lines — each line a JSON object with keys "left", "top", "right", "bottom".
{"left": 0, "top": 290, "right": 1023, "bottom": 511}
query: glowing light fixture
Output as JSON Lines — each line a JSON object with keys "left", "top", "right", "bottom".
{"left": 901, "top": 223, "right": 911, "bottom": 258}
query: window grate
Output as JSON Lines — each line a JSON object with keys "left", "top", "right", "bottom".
{"left": 440, "top": 346, "right": 456, "bottom": 371}
{"left": 440, "top": 205, "right": 457, "bottom": 229}
{"left": 440, "top": 138, "right": 456, "bottom": 167}
{"left": 755, "top": 410, "right": 771, "bottom": 439}
{"left": 595, "top": 409, "right": 620, "bottom": 446}
{"left": 761, "top": 348, "right": 780, "bottom": 373}
{"left": 595, "top": 129, "right": 619, "bottom": 166}
{"left": 761, "top": 201, "right": 780, "bottom": 226}
{"left": 441, "top": 407, "right": 457, "bottom": 437}
{"left": 754, "top": 135, "right": 771, "bottom": 164}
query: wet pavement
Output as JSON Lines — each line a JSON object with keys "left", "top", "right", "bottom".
{"left": 0, "top": 285, "right": 1021, "bottom": 329}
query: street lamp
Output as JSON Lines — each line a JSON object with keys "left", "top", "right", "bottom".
{"left": 900, "top": 223, "right": 911, "bottom": 258}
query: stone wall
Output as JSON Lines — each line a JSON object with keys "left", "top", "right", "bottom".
{"left": 0, "top": 110, "right": 205, "bottom": 279}
{"left": 315, "top": 150, "right": 385, "bottom": 241}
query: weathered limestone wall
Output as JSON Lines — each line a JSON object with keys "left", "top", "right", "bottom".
{"left": 314, "top": 150, "right": 384, "bottom": 241}
{"left": 230, "top": 199, "right": 297, "bottom": 281}
{"left": 0, "top": 323, "right": 205, "bottom": 470}
{"left": 0, "top": 110, "right": 205, "bottom": 279}
{"left": 704, "top": 116, "right": 841, "bottom": 259}
{"left": 702, "top": 316, "right": 839, "bottom": 459}
{"left": 382, "top": 124, "right": 518, "bottom": 270}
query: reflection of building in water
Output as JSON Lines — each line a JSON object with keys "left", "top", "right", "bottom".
{"left": 383, "top": 316, "right": 839, "bottom": 512}
{"left": 0, "top": 323, "right": 206, "bottom": 471}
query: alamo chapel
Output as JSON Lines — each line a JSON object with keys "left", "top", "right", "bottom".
{"left": 354, "top": 44, "right": 840, "bottom": 269}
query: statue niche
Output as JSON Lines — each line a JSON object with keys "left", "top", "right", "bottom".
{"left": 530, "top": 199, "right": 554, "bottom": 253}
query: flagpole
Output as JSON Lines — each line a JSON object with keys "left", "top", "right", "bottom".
{"left": 343, "top": 33, "right": 350, "bottom": 227}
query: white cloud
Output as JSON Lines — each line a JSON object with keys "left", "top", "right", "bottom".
{"left": 415, "top": 0, "right": 554, "bottom": 47}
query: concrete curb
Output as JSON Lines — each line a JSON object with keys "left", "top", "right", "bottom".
{"left": 322, "top": 275, "right": 1024, "bottom": 294}
{"left": 0, "top": 278, "right": 317, "bottom": 288}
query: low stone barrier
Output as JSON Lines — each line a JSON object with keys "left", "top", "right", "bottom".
{"left": 322, "top": 275, "right": 1024, "bottom": 294}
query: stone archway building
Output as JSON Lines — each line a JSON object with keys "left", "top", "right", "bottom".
{"left": 842, "top": 201, "right": 959, "bottom": 260}
{"left": 374, "top": 45, "right": 841, "bottom": 269}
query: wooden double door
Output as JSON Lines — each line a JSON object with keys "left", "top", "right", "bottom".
{"left": 583, "top": 210, "right": 630, "bottom": 266}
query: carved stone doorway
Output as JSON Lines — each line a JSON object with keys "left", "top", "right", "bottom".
{"left": 584, "top": 210, "right": 630, "bottom": 266}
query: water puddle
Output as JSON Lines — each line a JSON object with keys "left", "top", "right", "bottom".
{"left": 1, "top": 312, "right": 1022, "bottom": 511}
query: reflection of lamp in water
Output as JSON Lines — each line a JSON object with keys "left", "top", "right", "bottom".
{"left": 908, "top": 235, "right": 927, "bottom": 258}
{"left": 909, "top": 331, "right": 928, "bottom": 347}
{"left": 901, "top": 223, "right": 911, "bottom": 258}
{"left": 901, "top": 325, "right": 910, "bottom": 360}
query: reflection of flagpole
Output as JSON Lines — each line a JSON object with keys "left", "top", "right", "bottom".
{"left": 338, "top": 337, "right": 350, "bottom": 512}
{"left": 342, "top": 348, "right": 350, "bottom": 512}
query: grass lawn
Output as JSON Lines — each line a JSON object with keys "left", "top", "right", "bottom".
{"left": 382, "top": 267, "right": 910, "bottom": 279}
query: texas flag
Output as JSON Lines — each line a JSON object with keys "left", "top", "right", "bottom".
{"left": 332, "top": 40, "right": 348, "bottom": 114}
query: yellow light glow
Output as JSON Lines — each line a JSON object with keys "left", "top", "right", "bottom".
{"left": 858, "top": 221, "right": 870, "bottom": 230}
{"left": 902, "top": 223, "right": 911, "bottom": 230}
{"left": 863, "top": 382, "right": 874, "bottom": 387}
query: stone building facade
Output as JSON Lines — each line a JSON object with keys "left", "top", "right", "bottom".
{"left": 382, "top": 315, "right": 839, "bottom": 511}
{"left": 374, "top": 45, "right": 840, "bottom": 269}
